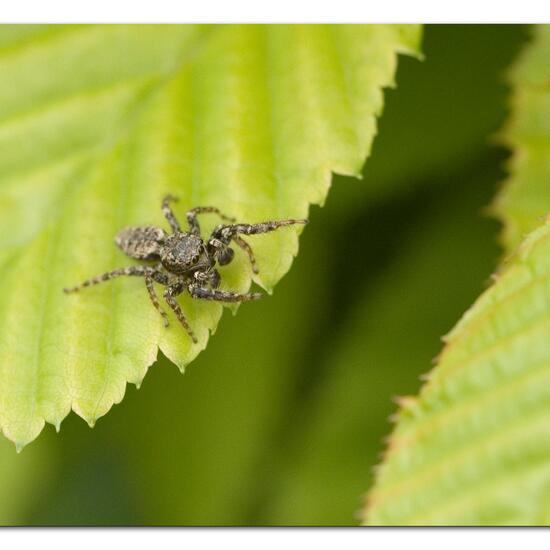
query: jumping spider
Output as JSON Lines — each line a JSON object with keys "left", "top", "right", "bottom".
{"left": 64, "top": 195, "right": 308, "bottom": 343}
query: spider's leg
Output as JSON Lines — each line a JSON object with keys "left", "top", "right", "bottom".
{"left": 232, "top": 235, "right": 259, "bottom": 274}
{"left": 144, "top": 273, "right": 169, "bottom": 327}
{"left": 188, "top": 284, "right": 262, "bottom": 303}
{"left": 163, "top": 285, "right": 197, "bottom": 343}
{"left": 63, "top": 266, "right": 149, "bottom": 293}
{"left": 211, "top": 219, "right": 307, "bottom": 244}
{"left": 162, "top": 194, "right": 182, "bottom": 233}
{"left": 207, "top": 218, "right": 307, "bottom": 268}
{"left": 186, "top": 206, "right": 236, "bottom": 236}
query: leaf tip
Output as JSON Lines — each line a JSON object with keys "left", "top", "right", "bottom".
{"left": 174, "top": 360, "right": 187, "bottom": 374}
{"left": 254, "top": 278, "right": 274, "bottom": 296}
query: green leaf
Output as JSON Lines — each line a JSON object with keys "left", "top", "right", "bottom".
{"left": 493, "top": 25, "right": 550, "bottom": 253}
{"left": 0, "top": 24, "right": 421, "bottom": 449}
{"left": 365, "top": 216, "right": 550, "bottom": 525}
{"left": 366, "top": 24, "right": 550, "bottom": 527}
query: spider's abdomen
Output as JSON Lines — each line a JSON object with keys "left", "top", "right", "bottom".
{"left": 115, "top": 226, "right": 167, "bottom": 260}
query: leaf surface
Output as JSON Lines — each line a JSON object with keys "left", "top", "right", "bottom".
{"left": 366, "top": 26, "right": 550, "bottom": 524}
{"left": 366, "top": 217, "right": 550, "bottom": 524}
{"left": 0, "top": 24, "right": 421, "bottom": 448}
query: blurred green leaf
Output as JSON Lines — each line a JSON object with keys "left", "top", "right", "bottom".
{"left": 365, "top": 24, "right": 550, "bottom": 526}
{"left": 493, "top": 26, "right": 550, "bottom": 253}
{"left": 0, "top": 24, "right": 421, "bottom": 448}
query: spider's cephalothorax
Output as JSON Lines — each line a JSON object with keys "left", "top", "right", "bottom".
{"left": 64, "top": 195, "right": 308, "bottom": 343}
{"left": 159, "top": 233, "right": 209, "bottom": 275}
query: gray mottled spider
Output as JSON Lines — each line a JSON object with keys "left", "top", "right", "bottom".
{"left": 64, "top": 195, "right": 308, "bottom": 343}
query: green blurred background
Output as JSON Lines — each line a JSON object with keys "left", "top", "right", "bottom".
{"left": 0, "top": 24, "right": 530, "bottom": 526}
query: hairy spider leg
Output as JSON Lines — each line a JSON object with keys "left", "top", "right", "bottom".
{"left": 144, "top": 274, "right": 169, "bottom": 327}
{"left": 64, "top": 265, "right": 174, "bottom": 329}
{"left": 161, "top": 194, "right": 182, "bottom": 233}
{"left": 188, "top": 284, "right": 262, "bottom": 302}
{"left": 232, "top": 235, "right": 259, "bottom": 274}
{"left": 212, "top": 219, "right": 308, "bottom": 244}
{"left": 185, "top": 206, "right": 236, "bottom": 236}
{"left": 63, "top": 265, "right": 152, "bottom": 293}
{"left": 208, "top": 218, "right": 308, "bottom": 270}
{"left": 163, "top": 285, "right": 198, "bottom": 343}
